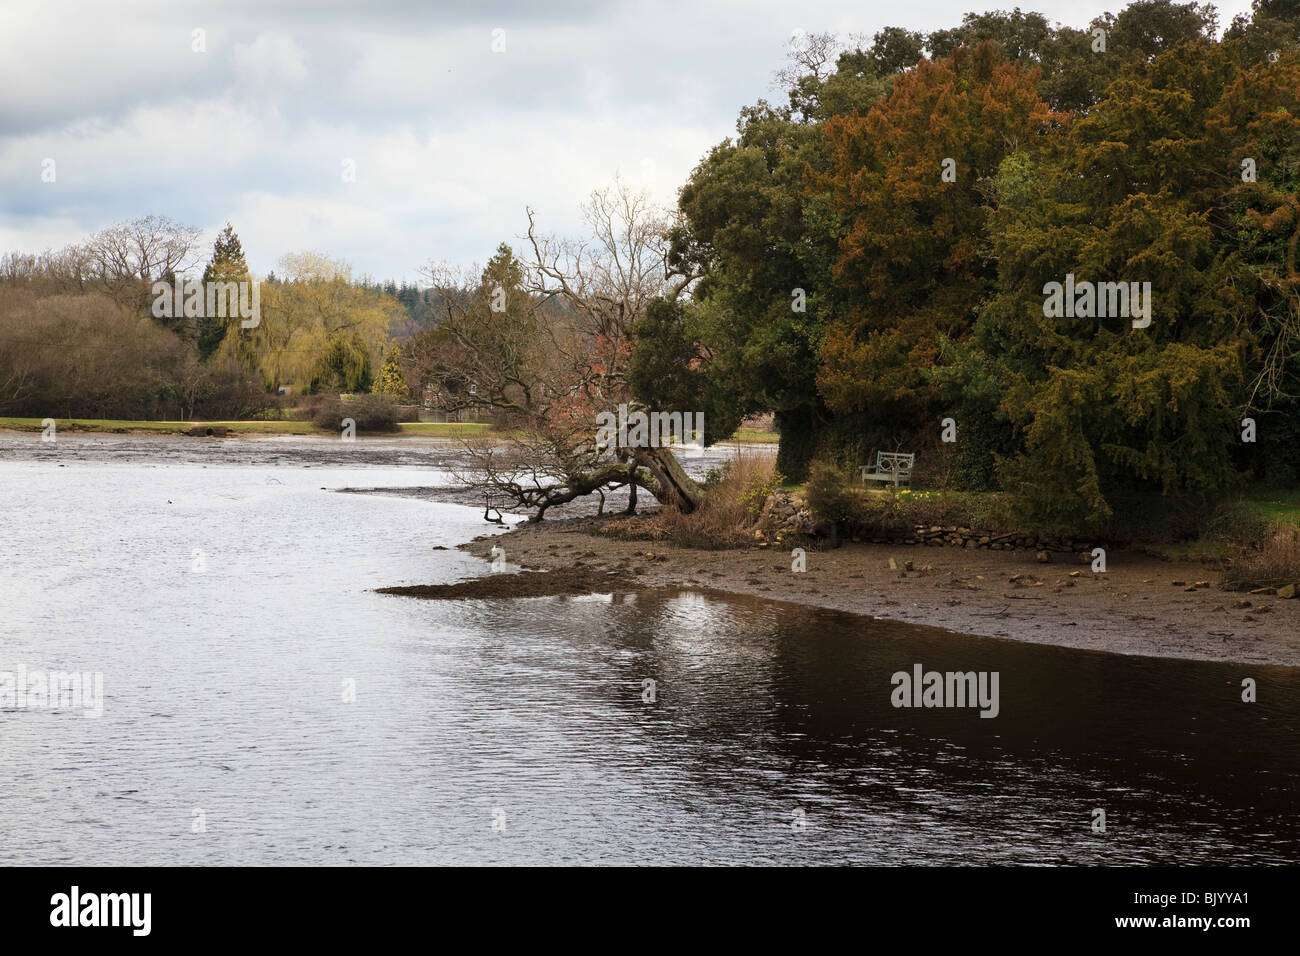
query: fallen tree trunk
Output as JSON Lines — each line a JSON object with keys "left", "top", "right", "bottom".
{"left": 455, "top": 435, "right": 705, "bottom": 521}
{"left": 632, "top": 444, "right": 704, "bottom": 513}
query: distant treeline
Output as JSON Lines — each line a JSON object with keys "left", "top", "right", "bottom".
{"left": 0, "top": 222, "right": 446, "bottom": 420}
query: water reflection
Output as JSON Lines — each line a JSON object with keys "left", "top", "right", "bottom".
{"left": 395, "top": 590, "right": 1300, "bottom": 865}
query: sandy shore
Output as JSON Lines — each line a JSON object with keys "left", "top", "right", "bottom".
{"left": 458, "top": 514, "right": 1300, "bottom": 667}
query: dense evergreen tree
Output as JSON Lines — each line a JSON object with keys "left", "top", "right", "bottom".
{"left": 198, "top": 223, "right": 251, "bottom": 361}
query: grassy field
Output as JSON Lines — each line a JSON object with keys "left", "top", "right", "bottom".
{"left": 0, "top": 417, "right": 491, "bottom": 438}
{"left": 0, "top": 416, "right": 775, "bottom": 444}
{"left": 1247, "top": 488, "right": 1300, "bottom": 526}
{"left": 724, "top": 427, "right": 780, "bottom": 444}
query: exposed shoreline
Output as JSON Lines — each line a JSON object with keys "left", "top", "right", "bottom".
{"left": 453, "top": 514, "right": 1300, "bottom": 667}
{"left": 7, "top": 429, "right": 1294, "bottom": 666}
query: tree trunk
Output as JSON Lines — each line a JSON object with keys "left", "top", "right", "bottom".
{"left": 624, "top": 462, "right": 638, "bottom": 514}
{"left": 633, "top": 445, "right": 704, "bottom": 513}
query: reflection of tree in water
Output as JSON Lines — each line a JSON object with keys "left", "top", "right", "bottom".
{"left": 593, "top": 590, "right": 1300, "bottom": 863}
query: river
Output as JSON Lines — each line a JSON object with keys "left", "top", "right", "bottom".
{"left": 1, "top": 434, "right": 1297, "bottom": 864}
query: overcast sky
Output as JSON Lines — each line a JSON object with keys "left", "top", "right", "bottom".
{"left": 0, "top": 0, "right": 1256, "bottom": 282}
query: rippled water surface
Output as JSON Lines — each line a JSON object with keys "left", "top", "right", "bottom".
{"left": 1, "top": 436, "right": 1297, "bottom": 865}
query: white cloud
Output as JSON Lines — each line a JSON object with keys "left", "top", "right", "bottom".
{"left": 233, "top": 32, "right": 311, "bottom": 88}
{"left": 0, "top": 0, "right": 1265, "bottom": 281}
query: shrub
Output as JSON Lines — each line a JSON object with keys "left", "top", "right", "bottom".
{"left": 806, "top": 458, "right": 1008, "bottom": 534}
{"left": 1223, "top": 524, "right": 1300, "bottom": 591}
{"left": 603, "top": 447, "right": 780, "bottom": 549}
{"left": 805, "top": 460, "right": 860, "bottom": 522}
{"left": 1196, "top": 499, "right": 1269, "bottom": 544}
{"left": 0, "top": 288, "right": 276, "bottom": 420}
{"left": 311, "top": 393, "right": 399, "bottom": 432}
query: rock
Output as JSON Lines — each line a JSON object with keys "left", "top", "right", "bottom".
{"left": 1171, "top": 580, "right": 1186, "bottom": 586}
{"left": 1035, "top": 551, "right": 1050, "bottom": 563}
{"left": 1249, "top": 587, "right": 1274, "bottom": 595}
{"left": 1184, "top": 585, "right": 1198, "bottom": 592}
{"left": 887, "top": 557, "right": 897, "bottom": 570}
{"left": 1232, "top": 599, "right": 1251, "bottom": 609}
{"left": 1278, "top": 584, "right": 1297, "bottom": 599}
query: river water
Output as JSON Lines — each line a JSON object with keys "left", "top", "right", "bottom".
{"left": 1, "top": 434, "right": 1297, "bottom": 865}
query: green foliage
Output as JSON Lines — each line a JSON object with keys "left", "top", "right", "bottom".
{"left": 673, "top": 97, "right": 849, "bottom": 473}
{"left": 627, "top": 299, "right": 705, "bottom": 413}
{"left": 378, "top": 345, "right": 408, "bottom": 402}
{"left": 198, "top": 223, "right": 251, "bottom": 361}
{"left": 804, "top": 460, "right": 860, "bottom": 522}
{"left": 968, "top": 42, "right": 1269, "bottom": 529}
{"left": 806, "top": 458, "right": 1004, "bottom": 532}
{"left": 307, "top": 331, "right": 373, "bottom": 394}
{"left": 739, "top": 468, "right": 786, "bottom": 515}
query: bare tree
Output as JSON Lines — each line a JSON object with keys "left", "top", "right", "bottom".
{"left": 412, "top": 180, "right": 706, "bottom": 520}
{"left": 772, "top": 30, "right": 843, "bottom": 89}
{"left": 83, "top": 215, "right": 202, "bottom": 307}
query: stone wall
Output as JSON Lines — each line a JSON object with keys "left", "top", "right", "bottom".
{"left": 757, "top": 489, "right": 1101, "bottom": 561}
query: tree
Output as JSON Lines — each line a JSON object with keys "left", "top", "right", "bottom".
{"left": 413, "top": 182, "right": 707, "bottom": 520}
{"left": 82, "top": 215, "right": 202, "bottom": 311}
{"left": 1225, "top": 0, "right": 1300, "bottom": 68}
{"left": 308, "top": 330, "right": 373, "bottom": 394}
{"left": 672, "top": 95, "right": 853, "bottom": 479}
{"left": 198, "top": 222, "right": 251, "bottom": 361}
{"left": 816, "top": 43, "right": 1062, "bottom": 463}
{"left": 378, "top": 344, "right": 409, "bottom": 402}
{"left": 253, "top": 252, "right": 402, "bottom": 393}
{"left": 974, "top": 41, "right": 1253, "bottom": 527}
{"left": 1209, "top": 51, "right": 1300, "bottom": 481}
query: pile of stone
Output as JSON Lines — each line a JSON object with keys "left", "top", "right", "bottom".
{"left": 756, "top": 490, "right": 820, "bottom": 540}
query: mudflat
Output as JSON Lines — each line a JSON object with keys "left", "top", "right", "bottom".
{"left": 453, "top": 515, "right": 1300, "bottom": 667}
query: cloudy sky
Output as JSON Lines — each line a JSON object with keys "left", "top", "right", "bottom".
{"left": 0, "top": 0, "right": 1255, "bottom": 282}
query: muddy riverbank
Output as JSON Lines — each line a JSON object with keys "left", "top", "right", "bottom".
{"left": 9, "top": 430, "right": 1294, "bottom": 666}
{"left": 451, "top": 514, "right": 1300, "bottom": 667}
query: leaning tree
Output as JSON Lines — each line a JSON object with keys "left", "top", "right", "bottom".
{"left": 408, "top": 180, "right": 706, "bottom": 520}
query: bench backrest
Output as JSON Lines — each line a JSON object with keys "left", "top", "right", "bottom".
{"left": 876, "top": 451, "right": 915, "bottom": 475}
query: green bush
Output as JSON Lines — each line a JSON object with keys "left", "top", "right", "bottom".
{"left": 739, "top": 468, "right": 786, "bottom": 516}
{"left": 807, "top": 458, "right": 1008, "bottom": 533}
{"left": 805, "top": 460, "right": 861, "bottom": 522}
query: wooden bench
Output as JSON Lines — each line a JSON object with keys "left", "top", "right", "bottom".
{"left": 860, "top": 451, "right": 915, "bottom": 487}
